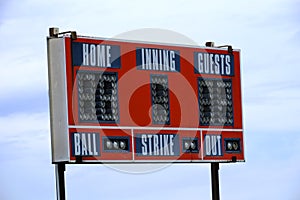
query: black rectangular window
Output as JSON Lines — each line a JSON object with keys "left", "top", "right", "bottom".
{"left": 151, "top": 75, "right": 170, "bottom": 124}
{"left": 77, "top": 71, "right": 119, "bottom": 123}
{"left": 198, "top": 78, "right": 233, "bottom": 126}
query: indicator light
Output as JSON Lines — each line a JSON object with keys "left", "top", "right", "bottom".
{"left": 119, "top": 141, "right": 126, "bottom": 150}
{"left": 190, "top": 141, "right": 196, "bottom": 150}
{"left": 184, "top": 141, "right": 190, "bottom": 150}
{"left": 232, "top": 141, "right": 239, "bottom": 150}
{"left": 227, "top": 142, "right": 232, "bottom": 150}
{"left": 106, "top": 140, "right": 112, "bottom": 149}
{"left": 198, "top": 78, "right": 233, "bottom": 126}
{"left": 113, "top": 141, "right": 119, "bottom": 149}
{"left": 151, "top": 75, "right": 170, "bottom": 124}
{"left": 77, "top": 71, "right": 119, "bottom": 123}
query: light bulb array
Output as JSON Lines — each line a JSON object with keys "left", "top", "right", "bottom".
{"left": 151, "top": 75, "right": 170, "bottom": 124}
{"left": 103, "top": 137, "right": 129, "bottom": 152}
{"left": 77, "top": 71, "right": 119, "bottom": 122}
{"left": 182, "top": 138, "right": 199, "bottom": 153}
{"left": 224, "top": 139, "right": 240, "bottom": 152}
{"left": 198, "top": 78, "right": 233, "bottom": 126}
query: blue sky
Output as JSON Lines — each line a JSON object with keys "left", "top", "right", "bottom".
{"left": 0, "top": 0, "right": 300, "bottom": 199}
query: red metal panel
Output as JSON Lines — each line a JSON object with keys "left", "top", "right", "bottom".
{"left": 62, "top": 36, "right": 244, "bottom": 163}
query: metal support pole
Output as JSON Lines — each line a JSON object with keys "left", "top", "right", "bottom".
{"left": 55, "top": 163, "right": 66, "bottom": 200}
{"left": 211, "top": 163, "right": 220, "bottom": 200}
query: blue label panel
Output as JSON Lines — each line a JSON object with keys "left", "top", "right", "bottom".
{"left": 194, "top": 52, "right": 234, "bottom": 76}
{"left": 135, "top": 134, "right": 180, "bottom": 156}
{"left": 136, "top": 48, "right": 180, "bottom": 72}
{"left": 72, "top": 42, "right": 121, "bottom": 68}
{"left": 204, "top": 134, "right": 222, "bottom": 156}
{"left": 71, "top": 132, "right": 100, "bottom": 156}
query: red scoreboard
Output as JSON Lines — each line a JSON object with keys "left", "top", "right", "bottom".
{"left": 47, "top": 35, "right": 244, "bottom": 163}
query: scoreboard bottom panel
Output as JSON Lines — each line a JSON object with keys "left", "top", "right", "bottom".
{"left": 67, "top": 128, "right": 244, "bottom": 163}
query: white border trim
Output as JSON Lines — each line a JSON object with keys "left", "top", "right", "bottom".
{"left": 66, "top": 159, "right": 244, "bottom": 163}
{"left": 68, "top": 125, "right": 243, "bottom": 132}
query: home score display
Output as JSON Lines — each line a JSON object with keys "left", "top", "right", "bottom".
{"left": 47, "top": 35, "right": 244, "bottom": 163}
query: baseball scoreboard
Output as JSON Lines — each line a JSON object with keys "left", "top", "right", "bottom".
{"left": 47, "top": 34, "right": 244, "bottom": 164}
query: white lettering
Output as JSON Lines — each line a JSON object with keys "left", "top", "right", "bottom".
{"left": 82, "top": 44, "right": 112, "bottom": 67}
{"left": 97, "top": 45, "right": 106, "bottom": 67}
{"left": 148, "top": 135, "right": 153, "bottom": 155}
{"left": 159, "top": 50, "right": 163, "bottom": 70}
{"left": 205, "top": 135, "right": 222, "bottom": 156}
{"left": 152, "top": 49, "right": 159, "bottom": 70}
{"left": 139, "top": 48, "right": 177, "bottom": 72}
{"left": 163, "top": 134, "right": 170, "bottom": 155}
{"left": 142, "top": 134, "right": 147, "bottom": 156}
{"left": 153, "top": 135, "right": 159, "bottom": 155}
{"left": 145, "top": 49, "right": 152, "bottom": 70}
{"left": 210, "top": 54, "right": 214, "bottom": 74}
{"left": 214, "top": 54, "right": 220, "bottom": 74}
{"left": 141, "top": 48, "right": 145, "bottom": 69}
{"left": 106, "top": 46, "right": 111, "bottom": 67}
{"left": 225, "top": 55, "right": 231, "bottom": 75}
{"left": 196, "top": 53, "right": 231, "bottom": 76}
{"left": 74, "top": 133, "right": 81, "bottom": 156}
{"left": 87, "top": 133, "right": 93, "bottom": 155}
{"left": 163, "top": 50, "right": 169, "bottom": 71}
{"left": 170, "top": 51, "right": 175, "bottom": 71}
{"left": 220, "top": 55, "right": 225, "bottom": 75}
{"left": 81, "top": 133, "right": 88, "bottom": 156}
{"left": 83, "top": 44, "right": 89, "bottom": 65}
{"left": 204, "top": 53, "right": 209, "bottom": 73}
{"left": 139, "top": 134, "right": 177, "bottom": 156}
{"left": 205, "top": 135, "right": 211, "bottom": 156}
{"left": 211, "top": 135, "right": 217, "bottom": 155}
{"left": 90, "top": 44, "right": 96, "bottom": 66}
{"left": 93, "top": 134, "right": 99, "bottom": 155}
{"left": 169, "top": 135, "right": 174, "bottom": 155}
{"left": 73, "top": 133, "right": 99, "bottom": 156}
{"left": 159, "top": 134, "right": 163, "bottom": 155}
{"left": 217, "top": 135, "right": 222, "bottom": 156}
{"left": 198, "top": 53, "right": 203, "bottom": 73}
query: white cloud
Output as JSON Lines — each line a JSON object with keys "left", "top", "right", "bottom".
{"left": 0, "top": 112, "right": 49, "bottom": 138}
{"left": 0, "top": 0, "right": 300, "bottom": 199}
{"left": 0, "top": 112, "right": 53, "bottom": 200}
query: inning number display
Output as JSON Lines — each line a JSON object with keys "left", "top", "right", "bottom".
{"left": 151, "top": 75, "right": 170, "bottom": 125}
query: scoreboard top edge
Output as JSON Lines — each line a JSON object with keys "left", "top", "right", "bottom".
{"left": 48, "top": 35, "right": 241, "bottom": 53}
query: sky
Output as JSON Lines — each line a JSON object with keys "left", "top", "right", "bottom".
{"left": 0, "top": 0, "right": 300, "bottom": 199}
